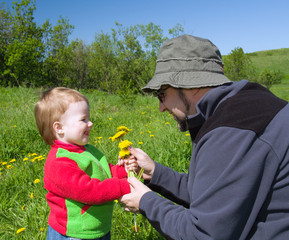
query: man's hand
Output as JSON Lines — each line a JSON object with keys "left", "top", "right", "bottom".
{"left": 119, "top": 177, "right": 151, "bottom": 213}
{"left": 128, "top": 147, "right": 155, "bottom": 180}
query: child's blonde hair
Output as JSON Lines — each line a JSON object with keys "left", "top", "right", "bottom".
{"left": 34, "top": 87, "right": 89, "bottom": 145}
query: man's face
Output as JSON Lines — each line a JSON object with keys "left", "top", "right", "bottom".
{"left": 157, "top": 86, "right": 196, "bottom": 132}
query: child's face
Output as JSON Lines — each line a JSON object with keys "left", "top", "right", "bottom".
{"left": 59, "top": 101, "right": 93, "bottom": 146}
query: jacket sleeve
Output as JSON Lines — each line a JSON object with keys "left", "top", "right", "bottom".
{"left": 109, "top": 163, "right": 128, "bottom": 179}
{"left": 139, "top": 127, "right": 279, "bottom": 240}
{"left": 44, "top": 157, "right": 130, "bottom": 205}
{"left": 146, "top": 162, "right": 190, "bottom": 207}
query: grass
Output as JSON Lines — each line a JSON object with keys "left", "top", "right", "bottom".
{"left": 0, "top": 76, "right": 288, "bottom": 239}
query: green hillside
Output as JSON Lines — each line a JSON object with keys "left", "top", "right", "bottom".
{"left": 246, "top": 48, "right": 289, "bottom": 100}
{"left": 248, "top": 48, "right": 289, "bottom": 75}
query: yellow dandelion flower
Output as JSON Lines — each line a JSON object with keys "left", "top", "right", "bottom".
{"left": 140, "top": 131, "right": 143, "bottom": 134}
{"left": 40, "top": 228, "right": 44, "bottom": 232}
{"left": 118, "top": 140, "right": 132, "bottom": 150}
{"left": 184, "top": 141, "right": 189, "bottom": 144}
{"left": 21, "top": 205, "right": 25, "bottom": 210}
{"left": 138, "top": 142, "right": 143, "bottom": 145}
{"left": 31, "top": 153, "right": 37, "bottom": 156}
{"left": 16, "top": 228, "right": 26, "bottom": 234}
{"left": 2, "top": 162, "right": 7, "bottom": 165}
{"left": 23, "top": 158, "right": 28, "bottom": 161}
{"left": 7, "top": 165, "right": 13, "bottom": 169}
{"left": 114, "top": 199, "right": 119, "bottom": 203}
{"left": 13, "top": 125, "right": 16, "bottom": 127}
{"left": 30, "top": 193, "right": 34, "bottom": 199}
{"left": 108, "top": 117, "right": 112, "bottom": 120}
{"left": 119, "top": 149, "right": 131, "bottom": 158}
{"left": 117, "top": 126, "right": 130, "bottom": 133}
{"left": 0, "top": 168, "right": 2, "bottom": 171}
{"left": 165, "top": 122, "right": 170, "bottom": 125}
{"left": 111, "top": 130, "right": 127, "bottom": 141}
{"left": 34, "top": 179, "right": 40, "bottom": 184}
{"left": 185, "top": 133, "right": 190, "bottom": 136}
{"left": 150, "top": 135, "right": 154, "bottom": 138}
{"left": 10, "top": 159, "right": 16, "bottom": 163}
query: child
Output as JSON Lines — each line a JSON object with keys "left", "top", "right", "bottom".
{"left": 34, "top": 87, "right": 135, "bottom": 240}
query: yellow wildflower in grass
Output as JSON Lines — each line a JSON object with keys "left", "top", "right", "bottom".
{"left": 138, "top": 142, "right": 143, "bottom": 145}
{"left": 21, "top": 205, "right": 25, "bottom": 210}
{"left": 2, "top": 162, "right": 7, "bottom": 165}
{"left": 13, "top": 125, "right": 16, "bottom": 128}
{"left": 10, "top": 159, "right": 16, "bottom": 163}
{"left": 117, "top": 126, "right": 130, "bottom": 133}
{"left": 30, "top": 193, "right": 34, "bottom": 199}
{"left": 108, "top": 117, "right": 112, "bottom": 120}
{"left": 165, "top": 122, "right": 170, "bottom": 125}
{"left": 150, "top": 135, "right": 154, "bottom": 138}
{"left": 16, "top": 228, "right": 26, "bottom": 234}
{"left": 34, "top": 179, "right": 40, "bottom": 184}
{"left": 114, "top": 199, "right": 119, "bottom": 203}
{"left": 23, "top": 158, "right": 28, "bottom": 161}
{"left": 40, "top": 228, "right": 44, "bottom": 232}
{"left": 185, "top": 133, "right": 190, "bottom": 136}
{"left": 111, "top": 130, "right": 127, "bottom": 141}
{"left": 38, "top": 155, "right": 45, "bottom": 161}
{"left": 119, "top": 149, "right": 131, "bottom": 158}
{"left": 118, "top": 140, "right": 132, "bottom": 150}
{"left": 184, "top": 141, "right": 189, "bottom": 144}
{"left": 7, "top": 165, "right": 13, "bottom": 169}
{"left": 31, "top": 153, "right": 37, "bottom": 156}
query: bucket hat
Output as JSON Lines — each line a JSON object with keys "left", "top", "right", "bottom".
{"left": 142, "top": 35, "right": 231, "bottom": 92}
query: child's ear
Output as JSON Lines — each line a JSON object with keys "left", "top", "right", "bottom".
{"left": 53, "top": 122, "right": 64, "bottom": 135}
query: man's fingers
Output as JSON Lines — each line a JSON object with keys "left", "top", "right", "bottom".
{"left": 128, "top": 177, "right": 142, "bottom": 189}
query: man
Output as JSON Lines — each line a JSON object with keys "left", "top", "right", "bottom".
{"left": 120, "top": 35, "right": 289, "bottom": 239}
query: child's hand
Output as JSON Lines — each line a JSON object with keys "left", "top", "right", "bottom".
{"left": 124, "top": 155, "right": 139, "bottom": 173}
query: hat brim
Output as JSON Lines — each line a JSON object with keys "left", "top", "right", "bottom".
{"left": 142, "top": 71, "right": 231, "bottom": 93}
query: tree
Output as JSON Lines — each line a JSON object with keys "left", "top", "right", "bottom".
{"left": 43, "top": 17, "right": 74, "bottom": 87}
{"left": 0, "top": 4, "right": 12, "bottom": 85}
{"left": 1, "top": 0, "right": 45, "bottom": 86}
{"left": 62, "top": 39, "right": 90, "bottom": 89}
{"left": 89, "top": 32, "right": 118, "bottom": 92}
{"left": 223, "top": 47, "right": 256, "bottom": 82}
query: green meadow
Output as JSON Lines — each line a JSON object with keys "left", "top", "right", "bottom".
{"left": 1, "top": 48, "right": 289, "bottom": 239}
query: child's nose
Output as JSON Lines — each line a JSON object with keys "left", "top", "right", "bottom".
{"left": 88, "top": 121, "right": 93, "bottom": 127}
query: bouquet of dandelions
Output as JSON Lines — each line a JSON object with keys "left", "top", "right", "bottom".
{"left": 110, "top": 126, "right": 144, "bottom": 232}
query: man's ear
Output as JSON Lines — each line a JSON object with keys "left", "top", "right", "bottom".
{"left": 53, "top": 121, "right": 64, "bottom": 135}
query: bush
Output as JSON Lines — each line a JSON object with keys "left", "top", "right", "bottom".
{"left": 258, "top": 69, "right": 283, "bottom": 89}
